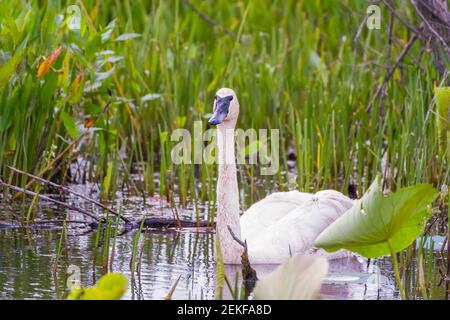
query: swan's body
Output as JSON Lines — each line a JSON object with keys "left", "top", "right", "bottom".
{"left": 241, "top": 190, "right": 353, "bottom": 264}
{"left": 209, "top": 88, "right": 354, "bottom": 264}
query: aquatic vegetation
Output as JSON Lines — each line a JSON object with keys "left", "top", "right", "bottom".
{"left": 67, "top": 273, "right": 128, "bottom": 300}
{"left": 315, "top": 176, "right": 438, "bottom": 299}
{"left": 435, "top": 87, "right": 450, "bottom": 161}
{"left": 215, "top": 236, "right": 226, "bottom": 300}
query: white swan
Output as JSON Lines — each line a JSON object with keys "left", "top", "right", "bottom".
{"left": 209, "top": 88, "right": 354, "bottom": 265}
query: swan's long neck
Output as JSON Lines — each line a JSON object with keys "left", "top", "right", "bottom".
{"left": 216, "top": 125, "right": 243, "bottom": 264}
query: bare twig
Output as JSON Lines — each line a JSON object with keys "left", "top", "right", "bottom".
{"left": 33, "top": 219, "right": 94, "bottom": 225}
{"left": 386, "top": 0, "right": 395, "bottom": 60}
{"left": 227, "top": 225, "right": 257, "bottom": 298}
{"left": 410, "top": 0, "right": 450, "bottom": 56}
{"left": 0, "top": 180, "right": 100, "bottom": 221}
{"left": 7, "top": 166, "right": 131, "bottom": 224}
{"left": 366, "top": 34, "right": 418, "bottom": 113}
{"left": 139, "top": 216, "right": 214, "bottom": 229}
{"left": 381, "top": 0, "right": 422, "bottom": 35}
{"left": 182, "top": 0, "right": 238, "bottom": 40}
{"left": 227, "top": 225, "right": 247, "bottom": 249}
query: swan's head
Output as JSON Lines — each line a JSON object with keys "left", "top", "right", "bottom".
{"left": 208, "top": 88, "right": 239, "bottom": 127}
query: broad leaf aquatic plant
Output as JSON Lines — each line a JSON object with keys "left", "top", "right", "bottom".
{"left": 315, "top": 176, "right": 437, "bottom": 299}
{"left": 67, "top": 273, "right": 128, "bottom": 300}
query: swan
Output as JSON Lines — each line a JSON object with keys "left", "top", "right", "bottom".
{"left": 208, "top": 88, "right": 354, "bottom": 265}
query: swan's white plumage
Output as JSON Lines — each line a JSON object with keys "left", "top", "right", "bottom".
{"left": 241, "top": 190, "right": 354, "bottom": 264}
{"left": 211, "top": 88, "right": 354, "bottom": 265}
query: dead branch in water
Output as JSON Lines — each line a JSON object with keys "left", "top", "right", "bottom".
{"left": 0, "top": 180, "right": 213, "bottom": 232}
{"left": 227, "top": 225, "right": 247, "bottom": 249}
{"left": 7, "top": 166, "right": 131, "bottom": 224}
{"left": 1, "top": 175, "right": 213, "bottom": 232}
{"left": 0, "top": 179, "right": 100, "bottom": 222}
{"left": 139, "top": 216, "right": 213, "bottom": 229}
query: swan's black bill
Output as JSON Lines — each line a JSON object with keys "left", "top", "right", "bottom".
{"left": 208, "top": 95, "right": 233, "bottom": 125}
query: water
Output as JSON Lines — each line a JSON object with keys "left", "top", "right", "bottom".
{"left": 0, "top": 226, "right": 397, "bottom": 300}
{"left": 0, "top": 186, "right": 403, "bottom": 300}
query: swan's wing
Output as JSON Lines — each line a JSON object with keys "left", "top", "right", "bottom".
{"left": 240, "top": 191, "right": 313, "bottom": 241}
{"left": 246, "top": 190, "right": 354, "bottom": 264}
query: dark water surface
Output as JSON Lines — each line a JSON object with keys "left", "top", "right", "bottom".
{"left": 2, "top": 181, "right": 443, "bottom": 300}
{"left": 0, "top": 192, "right": 400, "bottom": 300}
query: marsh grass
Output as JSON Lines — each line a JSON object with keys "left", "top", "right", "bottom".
{"left": 1, "top": 0, "right": 447, "bottom": 199}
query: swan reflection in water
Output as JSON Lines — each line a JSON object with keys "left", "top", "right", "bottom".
{"left": 223, "top": 255, "right": 396, "bottom": 300}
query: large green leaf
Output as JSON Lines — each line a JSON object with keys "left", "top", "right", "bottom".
{"left": 253, "top": 255, "right": 328, "bottom": 300}
{"left": 314, "top": 177, "right": 437, "bottom": 258}
{"left": 67, "top": 273, "right": 128, "bottom": 300}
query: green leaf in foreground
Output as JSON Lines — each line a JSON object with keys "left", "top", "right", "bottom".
{"left": 67, "top": 273, "right": 128, "bottom": 300}
{"left": 0, "top": 40, "right": 26, "bottom": 89}
{"left": 253, "top": 255, "right": 328, "bottom": 300}
{"left": 314, "top": 176, "right": 437, "bottom": 258}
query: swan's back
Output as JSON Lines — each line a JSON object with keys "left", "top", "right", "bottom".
{"left": 240, "top": 190, "right": 313, "bottom": 241}
{"left": 240, "top": 190, "right": 354, "bottom": 264}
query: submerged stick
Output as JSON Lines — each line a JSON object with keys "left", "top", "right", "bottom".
{"left": 7, "top": 166, "right": 131, "bottom": 224}
{"left": 227, "top": 225, "right": 247, "bottom": 249}
{"left": 0, "top": 179, "right": 99, "bottom": 221}
{"left": 138, "top": 217, "right": 214, "bottom": 229}
{"left": 227, "top": 225, "right": 258, "bottom": 298}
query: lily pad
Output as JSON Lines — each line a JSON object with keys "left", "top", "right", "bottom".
{"left": 315, "top": 176, "right": 437, "bottom": 258}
